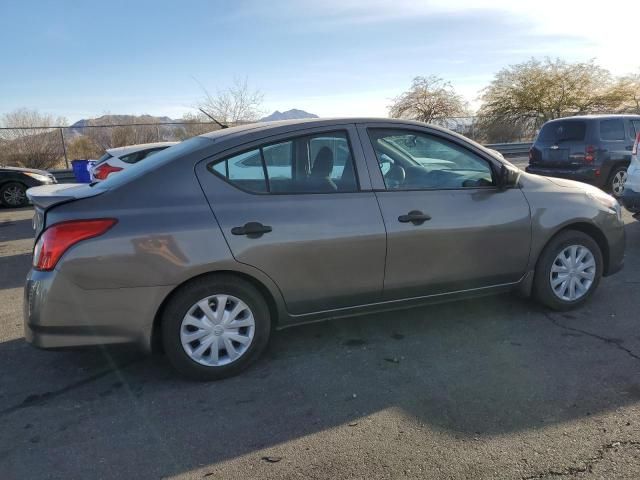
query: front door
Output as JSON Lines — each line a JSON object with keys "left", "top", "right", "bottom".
{"left": 358, "top": 124, "right": 532, "bottom": 300}
{"left": 196, "top": 125, "right": 386, "bottom": 315}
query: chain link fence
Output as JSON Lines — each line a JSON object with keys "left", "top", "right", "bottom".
{"left": 0, "top": 121, "right": 223, "bottom": 170}
{"left": 0, "top": 115, "right": 544, "bottom": 171}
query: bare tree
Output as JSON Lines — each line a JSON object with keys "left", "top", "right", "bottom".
{"left": 197, "top": 77, "right": 264, "bottom": 124}
{"left": 0, "top": 109, "right": 67, "bottom": 169}
{"left": 67, "top": 135, "right": 103, "bottom": 160}
{"left": 389, "top": 76, "right": 469, "bottom": 123}
{"left": 175, "top": 112, "right": 219, "bottom": 140}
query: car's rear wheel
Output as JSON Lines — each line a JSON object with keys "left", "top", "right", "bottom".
{"left": 161, "top": 275, "right": 271, "bottom": 380}
{"left": 0, "top": 182, "right": 28, "bottom": 207}
{"left": 608, "top": 166, "right": 628, "bottom": 198}
{"left": 533, "top": 230, "right": 603, "bottom": 310}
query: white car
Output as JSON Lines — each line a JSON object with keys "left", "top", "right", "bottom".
{"left": 620, "top": 132, "right": 640, "bottom": 216}
{"left": 91, "top": 142, "right": 178, "bottom": 181}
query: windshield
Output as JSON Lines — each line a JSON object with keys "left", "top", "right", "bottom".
{"left": 93, "top": 137, "right": 209, "bottom": 190}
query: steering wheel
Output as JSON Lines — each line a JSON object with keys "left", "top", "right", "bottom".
{"left": 385, "top": 164, "right": 406, "bottom": 189}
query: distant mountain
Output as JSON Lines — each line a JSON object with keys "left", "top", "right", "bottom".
{"left": 260, "top": 109, "right": 318, "bottom": 122}
{"left": 69, "top": 115, "right": 174, "bottom": 134}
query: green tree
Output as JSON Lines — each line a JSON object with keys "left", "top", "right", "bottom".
{"left": 479, "top": 58, "right": 624, "bottom": 122}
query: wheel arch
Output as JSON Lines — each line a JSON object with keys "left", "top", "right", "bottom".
{"left": 150, "top": 270, "right": 281, "bottom": 353}
{"left": 535, "top": 221, "right": 610, "bottom": 275}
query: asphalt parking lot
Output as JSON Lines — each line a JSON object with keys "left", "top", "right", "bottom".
{"left": 1, "top": 200, "right": 640, "bottom": 479}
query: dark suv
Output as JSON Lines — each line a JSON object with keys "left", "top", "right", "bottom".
{"left": 526, "top": 115, "right": 640, "bottom": 198}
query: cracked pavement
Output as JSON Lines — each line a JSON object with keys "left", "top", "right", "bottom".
{"left": 1, "top": 203, "right": 640, "bottom": 480}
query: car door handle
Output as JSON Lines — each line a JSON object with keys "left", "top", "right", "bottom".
{"left": 231, "top": 222, "right": 272, "bottom": 237}
{"left": 398, "top": 210, "right": 431, "bottom": 225}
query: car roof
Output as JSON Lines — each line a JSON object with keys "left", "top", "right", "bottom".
{"left": 545, "top": 114, "right": 640, "bottom": 123}
{"left": 106, "top": 142, "right": 178, "bottom": 157}
{"left": 199, "top": 117, "right": 457, "bottom": 142}
{"left": 198, "top": 117, "right": 495, "bottom": 157}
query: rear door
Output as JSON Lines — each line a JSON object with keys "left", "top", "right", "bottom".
{"left": 531, "top": 119, "right": 587, "bottom": 168}
{"left": 358, "top": 123, "right": 531, "bottom": 300}
{"left": 196, "top": 124, "right": 386, "bottom": 315}
{"left": 599, "top": 118, "right": 631, "bottom": 166}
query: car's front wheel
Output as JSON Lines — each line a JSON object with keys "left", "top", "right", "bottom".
{"left": 533, "top": 230, "right": 603, "bottom": 311}
{"left": 161, "top": 274, "right": 271, "bottom": 380}
{"left": 0, "top": 182, "right": 28, "bottom": 207}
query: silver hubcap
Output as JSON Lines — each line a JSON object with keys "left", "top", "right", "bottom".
{"left": 180, "top": 294, "right": 255, "bottom": 367}
{"left": 550, "top": 245, "right": 596, "bottom": 301}
{"left": 3, "top": 185, "right": 26, "bottom": 206}
{"left": 612, "top": 170, "right": 627, "bottom": 197}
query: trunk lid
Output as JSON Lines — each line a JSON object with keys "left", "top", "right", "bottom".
{"left": 27, "top": 183, "right": 105, "bottom": 237}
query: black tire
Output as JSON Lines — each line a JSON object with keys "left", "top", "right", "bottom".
{"left": 0, "top": 182, "right": 28, "bottom": 208}
{"left": 533, "top": 230, "right": 603, "bottom": 311}
{"left": 607, "top": 165, "right": 627, "bottom": 198}
{"left": 161, "top": 274, "right": 271, "bottom": 381}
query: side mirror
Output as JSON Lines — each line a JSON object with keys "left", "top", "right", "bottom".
{"left": 498, "top": 164, "right": 520, "bottom": 190}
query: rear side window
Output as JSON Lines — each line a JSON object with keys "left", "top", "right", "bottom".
{"left": 120, "top": 147, "right": 168, "bottom": 164}
{"left": 600, "top": 119, "right": 625, "bottom": 141}
{"left": 120, "top": 151, "right": 148, "bottom": 164}
{"left": 537, "top": 121, "right": 586, "bottom": 143}
{"left": 209, "top": 131, "right": 358, "bottom": 194}
{"left": 630, "top": 120, "right": 640, "bottom": 139}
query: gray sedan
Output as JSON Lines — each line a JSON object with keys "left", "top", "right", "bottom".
{"left": 25, "top": 118, "right": 625, "bottom": 380}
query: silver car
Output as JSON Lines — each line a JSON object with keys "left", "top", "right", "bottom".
{"left": 25, "top": 118, "right": 625, "bottom": 380}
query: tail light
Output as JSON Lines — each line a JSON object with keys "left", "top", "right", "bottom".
{"left": 33, "top": 219, "right": 117, "bottom": 271}
{"left": 633, "top": 132, "right": 640, "bottom": 156}
{"left": 93, "top": 162, "right": 123, "bottom": 180}
{"left": 584, "top": 145, "right": 595, "bottom": 163}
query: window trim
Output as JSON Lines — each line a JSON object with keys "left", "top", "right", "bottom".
{"left": 207, "top": 129, "right": 362, "bottom": 195}
{"left": 365, "top": 127, "right": 501, "bottom": 193}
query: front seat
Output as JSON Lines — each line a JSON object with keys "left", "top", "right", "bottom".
{"left": 308, "top": 147, "right": 337, "bottom": 192}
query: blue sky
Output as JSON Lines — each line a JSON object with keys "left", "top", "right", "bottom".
{"left": 0, "top": 0, "right": 636, "bottom": 123}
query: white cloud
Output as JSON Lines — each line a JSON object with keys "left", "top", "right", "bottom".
{"left": 281, "top": 0, "right": 637, "bottom": 74}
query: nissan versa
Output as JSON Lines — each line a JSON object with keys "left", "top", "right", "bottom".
{"left": 24, "top": 118, "right": 625, "bottom": 380}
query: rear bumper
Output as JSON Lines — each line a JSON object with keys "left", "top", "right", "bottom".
{"left": 525, "top": 165, "right": 606, "bottom": 188}
{"left": 24, "top": 268, "right": 173, "bottom": 352}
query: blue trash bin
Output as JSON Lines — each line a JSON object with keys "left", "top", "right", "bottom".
{"left": 71, "top": 159, "right": 91, "bottom": 183}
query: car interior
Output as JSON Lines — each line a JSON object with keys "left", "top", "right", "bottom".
{"left": 211, "top": 132, "right": 359, "bottom": 193}
{"left": 369, "top": 130, "right": 495, "bottom": 190}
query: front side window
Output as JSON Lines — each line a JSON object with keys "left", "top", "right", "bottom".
{"left": 209, "top": 131, "right": 358, "bottom": 194}
{"left": 368, "top": 129, "right": 494, "bottom": 190}
{"left": 600, "top": 119, "right": 625, "bottom": 141}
